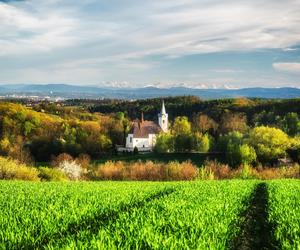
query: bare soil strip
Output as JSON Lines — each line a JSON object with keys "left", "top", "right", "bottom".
{"left": 230, "top": 183, "right": 279, "bottom": 250}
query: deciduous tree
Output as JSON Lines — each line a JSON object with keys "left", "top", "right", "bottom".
{"left": 248, "top": 126, "right": 290, "bottom": 163}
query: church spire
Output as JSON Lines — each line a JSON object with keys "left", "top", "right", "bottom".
{"left": 158, "top": 100, "right": 168, "bottom": 132}
{"left": 161, "top": 100, "right": 166, "bottom": 115}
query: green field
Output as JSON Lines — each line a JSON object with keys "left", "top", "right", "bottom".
{"left": 268, "top": 180, "right": 300, "bottom": 250}
{"left": 0, "top": 180, "right": 299, "bottom": 249}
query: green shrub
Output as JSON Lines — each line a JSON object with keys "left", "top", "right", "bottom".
{"left": 239, "top": 144, "right": 257, "bottom": 165}
{"left": 0, "top": 157, "right": 40, "bottom": 181}
{"left": 222, "top": 131, "right": 244, "bottom": 166}
{"left": 193, "top": 133, "right": 210, "bottom": 153}
{"left": 198, "top": 168, "right": 215, "bottom": 180}
{"left": 232, "top": 164, "right": 258, "bottom": 179}
{"left": 38, "top": 167, "right": 68, "bottom": 181}
{"left": 133, "top": 146, "right": 139, "bottom": 154}
{"left": 174, "top": 134, "right": 193, "bottom": 152}
{"left": 201, "top": 160, "right": 231, "bottom": 179}
{"left": 154, "top": 133, "right": 174, "bottom": 153}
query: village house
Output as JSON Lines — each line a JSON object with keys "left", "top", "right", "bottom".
{"left": 123, "top": 101, "right": 168, "bottom": 152}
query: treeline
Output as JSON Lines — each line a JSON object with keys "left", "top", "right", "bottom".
{"left": 0, "top": 102, "right": 127, "bottom": 162}
{"left": 87, "top": 96, "right": 300, "bottom": 125}
{"left": 154, "top": 118, "right": 300, "bottom": 167}
{"left": 87, "top": 96, "right": 300, "bottom": 167}
{"left": 2, "top": 97, "right": 300, "bottom": 167}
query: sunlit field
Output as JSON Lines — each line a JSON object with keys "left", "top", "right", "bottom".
{"left": 0, "top": 180, "right": 299, "bottom": 249}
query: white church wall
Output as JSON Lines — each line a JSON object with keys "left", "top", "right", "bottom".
{"left": 124, "top": 134, "right": 157, "bottom": 151}
{"left": 125, "top": 134, "right": 134, "bottom": 148}
{"left": 148, "top": 134, "right": 157, "bottom": 148}
{"left": 158, "top": 114, "right": 168, "bottom": 132}
{"left": 133, "top": 138, "right": 150, "bottom": 149}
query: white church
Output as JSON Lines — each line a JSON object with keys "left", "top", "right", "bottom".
{"left": 124, "top": 101, "right": 168, "bottom": 152}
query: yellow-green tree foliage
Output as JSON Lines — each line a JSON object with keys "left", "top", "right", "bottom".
{"left": 154, "top": 133, "right": 174, "bottom": 153}
{"left": 193, "top": 133, "right": 210, "bottom": 153}
{"left": 248, "top": 126, "right": 290, "bottom": 163}
{"left": 0, "top": 103, "right": 118, "bottom": 161}
{"left": 173, "top": 116, "right": 191, "bottom": 135}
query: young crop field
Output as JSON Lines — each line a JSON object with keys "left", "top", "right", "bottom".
{"left": 268, "top": 180, "right": 300, "bottom": 250}
{"left": 0, "top": 181, "right": 175, "bottom": 249}
{"left": 0, "top": 180, "right": 299, "bottom": 249}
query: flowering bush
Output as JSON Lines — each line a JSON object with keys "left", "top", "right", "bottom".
{"left": 58, "top": 160, "right": 82, "bottom": 180}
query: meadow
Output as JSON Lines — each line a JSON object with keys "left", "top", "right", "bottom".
{"left": 0, "top": 180, "right": 299, "bottom": 249}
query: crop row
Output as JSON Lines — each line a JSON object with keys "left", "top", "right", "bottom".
{"left": 0, "top": 181, "right": 175, "bottom": 249}
{"left": 0, "top": 180, "right": 299, "bottom": 249}
{"left": 48, "top": 181, "right": 258, "bottom": 249}
{"left": 267, "top": 180, "right": 300, "bottom": 250}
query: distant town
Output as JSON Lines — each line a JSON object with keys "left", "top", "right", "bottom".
{"left": 1, "top": 84, "right": 300, "bottom": 100}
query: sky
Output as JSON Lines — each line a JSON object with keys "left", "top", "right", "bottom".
{"left": 0, "top": 0, "right": 300, "bottom": 89}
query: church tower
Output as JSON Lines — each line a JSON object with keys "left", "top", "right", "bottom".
{"left": 158, "top": 100, "right": 168, "bottom": 132}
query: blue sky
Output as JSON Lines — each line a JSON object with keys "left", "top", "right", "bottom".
{"left": 0, "top": 0, "right": 300, "bottom": 88}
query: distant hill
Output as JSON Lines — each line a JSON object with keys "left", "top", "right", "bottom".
{"left": 0, "top": 84, "right": 300, "bottom": 99}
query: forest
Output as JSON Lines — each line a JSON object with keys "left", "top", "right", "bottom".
{"left": 1, "top": 96, "right": 300, "bottom": 168}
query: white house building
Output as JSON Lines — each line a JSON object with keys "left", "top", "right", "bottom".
{"left": 124, "top": 101, "right": 168, "bottom": 152}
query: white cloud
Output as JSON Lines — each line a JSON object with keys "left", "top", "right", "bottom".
{"left": 0, "top": 2, "right": 78, "bottom": 56}
{"left": 1, "top": 0, "right": 300, "bottom": 59}
{"left": 282, "top": 48, "right": 298, "bottom": 52}
{"left": 1, "top": 0, "right": 300, "bottom": 86}
{"left": 273, "top": 62, "right": 300, "bottom": 74}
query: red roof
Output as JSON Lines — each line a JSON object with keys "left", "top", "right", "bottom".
{"left": 131, "top": 120, "right": 161, "bottom": 138}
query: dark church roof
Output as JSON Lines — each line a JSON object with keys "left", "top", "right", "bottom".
{"left": 131, "top": 120, "right": 161, "bottom": 138}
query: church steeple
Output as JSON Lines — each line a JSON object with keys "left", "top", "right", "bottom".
{"left": 161, "top": 100, "right": 166, "bottom": 115}
{"left": 158, "top": 100, "right": 168, "bottom": 132}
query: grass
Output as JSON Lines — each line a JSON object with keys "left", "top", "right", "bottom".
{"left": 267, "top": 180, "right": 300, "bottom": 250}
{"left": 63, "top": 180, "right": 257, "bottom": 249}
{"left": 0, "top": 181, "right": 174, "bottom": 249}
{"left": 0, "top": 180, "right": 299, "bottom": 249}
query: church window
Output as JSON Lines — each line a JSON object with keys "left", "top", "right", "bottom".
{"left": 130, "top": 137, "right": 132, "bottom": 143}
